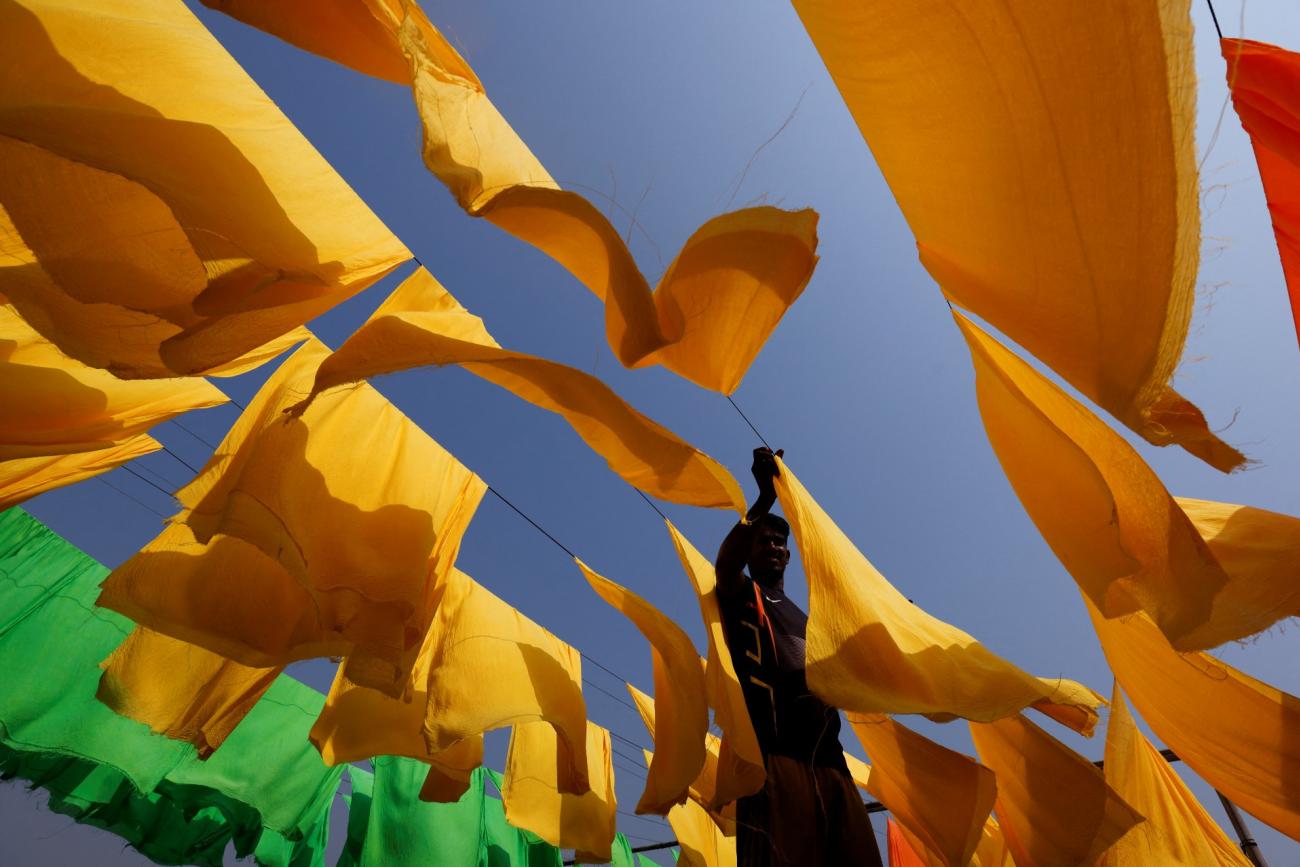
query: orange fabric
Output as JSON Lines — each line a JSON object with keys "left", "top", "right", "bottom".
{"left": 1223, "top": 38, "right": 1300, "bottom": 349}
{"left": 888, "top": 818, "right": 929, "bottom": 867}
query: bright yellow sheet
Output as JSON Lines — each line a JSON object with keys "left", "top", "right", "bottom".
{"left": 303, "top": 267, "right": 743, "bottom": 513}
{"left": 0, "top": 434, "right": 161, "bottom": 510}
{"left": 578, "top": 560, "right": 707, "bottom": 814}
{"left": 791, "top": 0, "right": 1241, "bottom": 471}
{"left": 502, "top": 721, "right": 616, "bottom": 862}
{"left": 650, "top": 749, "right": 739, "bottom": 867}
{"left": 1099, "top": 684, "right": 1249, "bottom": 866}
{"left": 970, "top": 714, "right": 1143, "bottom": 867}
{"left": 0, "top": 0, "right": 408, "bottom": 378}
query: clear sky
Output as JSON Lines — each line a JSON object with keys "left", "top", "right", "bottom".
{"left": 4, "top": 0, "right": 1299, "bottom": 864}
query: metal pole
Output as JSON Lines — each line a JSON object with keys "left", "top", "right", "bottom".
{"left": 1216, "top": 792, "right": 1269, "bottom": 867}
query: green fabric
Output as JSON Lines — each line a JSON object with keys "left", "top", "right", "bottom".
{"left": 338, "top": 766, "right": 374, "bottom": 867}
{"left": 610, "top": 833, "right": 636, "bottom": 866}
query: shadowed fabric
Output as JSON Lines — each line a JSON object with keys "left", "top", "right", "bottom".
{"left": 1087, "top": 598, "right": 1300, "bottom": 841}
{"left": 0, "top": 0, "right": 408, "bottom": 378}
{"left": 849, "top": 714, "right": 995, "bottom": 867}
{"left": 98, "top": 338, "right": 486, "bottom": 695}
{"left": 302, "top": 268, "right": 744, "bottom": 512}
{"left": 956, "top": 313, "right": 1296, "bottom": 651}
{"left": 970, "top": 714, "right": 1143, "bottom": 867}
{"left": 1222, "top": 38, "right": 1300, "bottom": 349}
{"left": 579, "top": 559, "right": 708, "bottom": 814}
{"left": 503, "top": 721, "right": 617, "bottom": 862}
{"left": 417, "top": 735, "right": 485, "bottom": 804}
{"left": 199, "top": 0, "right": 817, "bottom": 393}
{"left": 663, "top": 520, "right": 765, "bottom": 807}
{"left": 650, "top": 750, "right": 739, "bottom": 867}
{"left": 1099, "top": 684, "right": 1249, "bottom": 866}
{"left": 1, "top": 433, "right": 161, "bottom": 510}
{"left": 888, "top": 818, "right": 928, "bottom": 867}
{"left": 773, "top": 457, "right": 1104, "bottom": 727}
{"left": 896, "top": 818, "right": 1014, "bottom": 867}
{"left": 790, "top": 0, "right": 1241, "bottom": 471}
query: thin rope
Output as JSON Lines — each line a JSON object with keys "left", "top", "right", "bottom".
{"left": 97, "top": 477, "right": 168, "bottom": 518}
{"left": 170, "top": 418, "right": 218, "bottom": 450}
{"left": 610, "top": 730, "right": 650, "bottom": 752}
{"left": 120, "top": 465, "right": 176, "bottom": 500}
{"left": 487, "top": 486, "right": 577, "bottom": 558}
{"left": 131, "top": 460, "right": 181, "bottom": 491}
{"left": 581, "top": 650, "right": 634, "bottom": 686}
{"left": 726, "top": 395, "right": 771, "bottom": 449}
{"left": 583, "top": 676, "right": 639, "bottom": 713}
{"left": 1206, "top": 0, "right": 1224, "bottom": 38}
{"left": 159, "top": 445, "right": 200, "bottom": 475}
{"left": 633, "top": 488, "right": 668, "bottom": 522}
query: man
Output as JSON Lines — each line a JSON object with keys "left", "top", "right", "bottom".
{"left": 715, "top": 447, "right": 883, "bottom": 866}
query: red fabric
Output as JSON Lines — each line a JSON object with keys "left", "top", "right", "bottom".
{"left": 887, "top": 818, "right": 928, "bottom": 867}
{"left": 1223, "top": 38, "right": 1300, "bottom": 350}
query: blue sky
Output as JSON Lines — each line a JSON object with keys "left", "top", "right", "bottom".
{"left": 4, "top": 0, "right": 1300, "bottom": 863}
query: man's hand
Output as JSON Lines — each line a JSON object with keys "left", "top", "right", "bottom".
{"left": 751, "top": 446, "right": 784, "bottom": 494}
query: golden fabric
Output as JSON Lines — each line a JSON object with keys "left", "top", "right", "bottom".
{"left": 305, "top": 267, "right": 743, "bottom": 513}
{"left": 895, "top": 818, "right": 1015, "bottom": 867}
{"left": 957, "top": 312, "right": 1296, "bottom": 650}
{"left": 0, "top": 434, "right": 160, "bottom": 510}
{"left": 791, "top": 0, "right": 1240, "bottom": 471}
{"left": 0, "top": 304, "right": 226, "bottom": 459}
{"left": 578, "top": 560, "right": 707, "bottom": 814}
{"left": 663, "top": 520, "right": 764, "bottom": 807}
{"left": 1087, "top": 598, "right": 1300, "bottom": 841}
{"left": 970, "top": 714, "right": 1143, "bottom": 867}
{"left": 417, "top": 735, "right": 484, "bottom": 804}
{"left": 97, "top": 627, "right": 280, "bottom": 758}
{"left": 773, "top": 457, "right": 1103, "bottom": 727}
{"left": 649, "top": 749, "right": 739, "bottom": 867}
{"left": 1099, "top": 684, "right": 1249, "bottom": 866}
{"left": 502, "top": 721, "right": 616, "bottom": 862}
{"left": 849, "top": 714, "right": 995, "bottom": 867}
{"left": 0, "top": 0, "right": 408, "bottom": 378}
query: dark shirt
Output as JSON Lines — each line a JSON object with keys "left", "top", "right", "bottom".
{"left": 718, "top": 574, "right": 846, "bottom": 769}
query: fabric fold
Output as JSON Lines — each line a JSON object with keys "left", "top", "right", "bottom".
{"left": 1, "top": 433, "right": 161, "bottom": 511}
{"left": 650, "top": 748, "right": 739, "bottom": 867}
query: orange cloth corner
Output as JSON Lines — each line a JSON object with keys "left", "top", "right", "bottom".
{"left": 888, "top": 818, "right": 929, "bottom": 867}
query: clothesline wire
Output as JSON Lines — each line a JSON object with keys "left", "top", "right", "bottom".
{"left": 609, "top": 729, "right": 651, "bottom": 753}
{"left": 96, "top": 477, "right": 169, "bottom": 519}
{"left": 725, "top": 395, "right": 771, "bottom": 449}
{"left": 634, "top": 488, "right": 668, "bottom": 522}
{"left": 1205, "top": 0, "right": 1224, "bottom": 39}
{"left": 120, "top": 464, "right": 176, "bottom": 500}
{"left": 170, "top": 417, "right": 219, "bottom": 451}
{"left": 583, "top": 676, "right": 640, "bottom": 714}
{"left": 159, "top": 444, "right": 201, "bottom": 475}
{"left": 487, "top": 486, "right": 577, "bottom": 559}
{"left": 131, "top": 459, "right": 182, "bottom": 492}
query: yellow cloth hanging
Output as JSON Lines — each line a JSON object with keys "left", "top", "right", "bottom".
{"left": 848, "top": 714, "right": 995, "bottom": 867}
{"left": 0, "top": 0, "right": 408, "bottom": 378}
{"left": 663, "top": 520, "right": 765, "bottom": 807}
{"left": 416, "top": 735, "right": 484, "bottom": 804}
{"left": 198, "top": 0, "right": 817, "bottom": 394}
{"left": 956, "top": 312, "right": 1297, "bottom": 650}
{"left": 0, "top": 434, "right": 160, "bottom": 510}
{"left": 502, "top": 721, "right": 616, "bottom": 862}
{"left": 578, "top": 560, "right": 707, "bottom": 814}
{"left": 1087, "top": 597, "right": 1300, "bottom": 841}
{"left": 649, "top": 750, "right": 739, "bottom": 867}
{"left": 898, "top": 818, "right": 1014, "bottom": 867}
{"left": 1099, "top": 683, "right": 1249, "bottom": 866}
{"left": 302, "top": 267, "right": 744, "bottom": 513}
{"left": 790, "top": 0, "right": 1240, "bottom": 471}
{"left": 97, "top": 627, "right": 281, "bottom": 758}
{"left": 773, "top": 457, "right": 1104, "bottom": 728}
{"left": 969, "top": 714, "right": 1143, "bottom": 867}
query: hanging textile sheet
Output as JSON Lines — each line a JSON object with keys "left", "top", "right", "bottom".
{"left": 1, "top": 434, "right": 161, "bottom": 512}
{"left": 648, "top": 749, "right": 739, "bottom": 867}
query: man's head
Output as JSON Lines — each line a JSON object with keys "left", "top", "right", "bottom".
{"left": 747, "top": 512, "right": 790, "bottom": 587}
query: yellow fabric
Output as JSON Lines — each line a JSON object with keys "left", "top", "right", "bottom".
{"left": 663, "top": 520, "right": 765, "bottom": 807}
{"left": 0, "top": 304, "right": 226, "bottom": 459}
{"left": 773, "top": 457, "right": 1104, "bottom": 727}
{"left": 417, "top": 735, "right": 484, "bottom": 804}
{"left": 420, "top": 568, "right": 589, "bottom": 795}
{"left": 649, "top": 750, "right": 739, "bottom": 867}
{"left": 97, "top": 627, "right": 280, "bottom": 758}
{"left": 502, "top": 721, "right": 616, "bottom": 862}
{"left": 970, "top": 714, "right": 1142, "bottom": 867}
{"left": 578, "top": 560, "right": 707, "bottom": 814}
{"left": 1100, "top": 684, "right": 1249, "bottom": 866}
{"left": 849, "top": 714, "right": 995, "bottom": 867}
{"left": 199, "top": 327, "right": 312, "bottom": 379}
{"left": 0, "top": 0, "right": 408, "bottom": 378}
{"left": 957, "top": 312, "right": 1295, "bottom": 651}
{"left": 1087, "top": 598, "right": 1300, "bottom": 841}
{"left": 791, "top": 0, "right": 1240, "bottom": 471}
{"left": 304, "top": 267, "right": 744, "bottom": 513}
{"left": 0, "top": 434, "right": 160, "bottom": 510}
{"left": 896, "top": 817, "right": 1015, "bottom": 867}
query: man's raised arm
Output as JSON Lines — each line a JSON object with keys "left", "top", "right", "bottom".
{"left": 715, "top": 447, "right": 783, "bottom": 593}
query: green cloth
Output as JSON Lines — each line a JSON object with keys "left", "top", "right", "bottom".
{"left": 337, "top": 766, "right": 374, "bottom": 867}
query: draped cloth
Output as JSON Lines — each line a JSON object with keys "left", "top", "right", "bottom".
{"left": 790, "top": 0, "right": 1241, "bottom": 471}
{"left": 579, "top": 560, "right": 708, "bottom": 814}
{"left": 649, "top": 750, "right": 739, "bottom": 867}
{"left": 956, "top": 312, "right": 1298, "bottom": 651}
{"left": 199, "top": 0, "right": 818, "bottom": 393}
{"left": 772, "top": 457, "right": 1104, "bottom": 728}
{"left": 303, "top": 267, "right": 744, "bottom": 512}
{"left": 1099, "top": 684, "right": 1250, "bottom": 866}
{"left": 1222, "top": 38, "right": 1300, "bottom": 349}
{"left": 969, "top": 714, "right": 1143, "bottom": 867}
{"left": 888, "top": 818, "right": 929, "bottom": 867}
{"left": 0, "top": 0, "right": 409, "bottom": 378}
{"left": 0, "top": 434, "right": 160, "bottom": 511}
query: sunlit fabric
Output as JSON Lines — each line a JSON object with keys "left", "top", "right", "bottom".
{"left": 1099, "top": 684, "right": 1249, "bottom": 866}
{"left": 969, "top": 714, "right": 1143, "bottom": 867}
{"left": 98, "top": 338, "right": 486, "bottom": 695}
{"left": 957, "top": 313, "right": 1296, "bottom": 650}
{"left": 1087, "top": 598, "right": 1300, "bottom": 841}
{"left": 503, "top": 721, "right": 617, "bottom": 862}
{"left": 663, "top": 520, "right": 765, "bottom": 806}
{"left": 650, "top": 750, "right": 739, "bottom": 867}
{"left": 305, "top": 267, "right": 743, "bottom": 512}
{"left": 0, "top": 433, "right": 160, "bottom": 511}
{"left": 1222, "top": 38, "right": 1300, "bottom": 348}
{"left": 773, "top": 457, "right": 1104, "bottom": 726}
{"left": 849, "top": 714, "right": 995, "bottom": 867}
{"left": 97, "top": 626, "right": 280, "bottom": 758}
{"left": 200, "top": 1, "right": 816, "bottom": 394}
{"left": 898, "top": 818, "right": 1015, "bottom": 867}
{"left": 579, "top": 559, "right": 708, "bottom": 814}
{"left": 888, "top": 818, "right": 928, "bottom": 867}
{"left": 791, "top": 0, "right": 1241, "bottom": 471}
{"left": 0, "top": 1, "right": 408, "bottom": 378}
